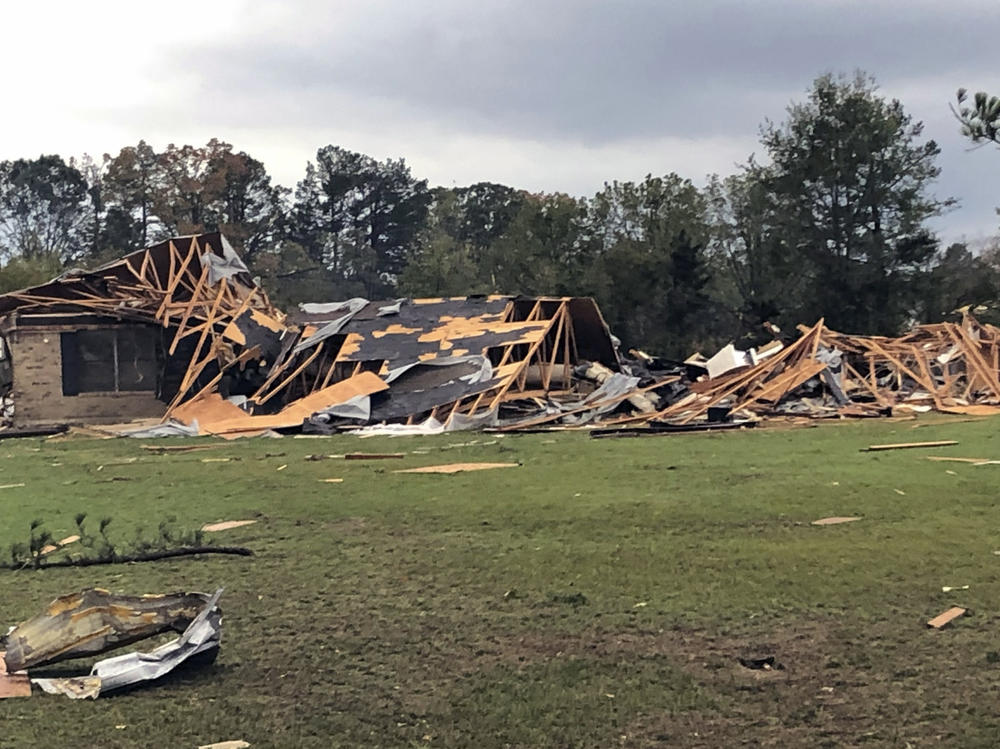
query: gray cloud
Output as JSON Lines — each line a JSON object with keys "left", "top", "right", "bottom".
{"left": 37, "top": 0, "right": 1000, "bottom": 240}
{"left": 179, "top": 0, "right": 997, "bottom": 142}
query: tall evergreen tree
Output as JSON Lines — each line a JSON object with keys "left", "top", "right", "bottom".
{"left": 759, "top": 72, "right": 951, "bottom": 334}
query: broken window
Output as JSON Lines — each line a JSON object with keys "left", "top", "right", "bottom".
{"left": 61, "top": 328, "right": 159, "bottom": 396}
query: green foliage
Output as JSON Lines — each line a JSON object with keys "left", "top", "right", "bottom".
{"left": 584, "top": 175, "right": 721, "bottom": 355}
{"left": 955, "top": 88, "right": 1000, "bottom": 146}
{"left": 0, "top": 252, "right": 63, "bottom": 293}
{"left": 7, "top": 510, "right": 211, "bottom": 568}
{"left": 919, "top": 242, "right": 1000, "bottom": 322}
{"left": 0, "top": 155, "right": 89, "bottom": 263}
{"left": 757, "top": 72, "right": 951, "bottom": 334}
{"left": 290, "top": 146, "right": 430, "bottom": 298}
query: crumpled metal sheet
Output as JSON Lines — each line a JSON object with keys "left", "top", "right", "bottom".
{"left": 30, "top": 589, "right": 223, "bottom": 699}
{"left": 3, "top": 589, "right": 212, "bottom": 671}
{"left": 119, "top": 419, "right": 202, "bottom": 438}
{"left": 201, "top": 235, "right": 252, "bottom": 284}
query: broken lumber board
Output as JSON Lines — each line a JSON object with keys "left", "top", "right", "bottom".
{"left": 395, "top": 462, "right": 519, "bottom": 474}
{"left": 590, "top": 421, "right": 757, "bottom": 438}
{"left": 192, "top": 372, "right": 389, "bottom": 435}
{"left": 0, "top": 425, "right": 68, "bottom": 441}
{"left": 201, "top": 520, "right": 257, "bottom": 532}
{"left": 924, "top": 456, "right": 992, "bottom": 463}
{"left": 862, "top": 440, "right": 958, "bottom": 452}
{"left": 344, "top": 452, "right": 405, "bottom": 460}
{"left": 811, "top": 516, "right": 861, "bottom": 526}
{"left": 141, "top": 443, "right": 227, "bottom": 453}
{"left": 927, "top": 606, "right": 967, "bottom": 629}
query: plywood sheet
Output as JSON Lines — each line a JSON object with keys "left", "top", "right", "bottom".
{"left": 197, "top": 371, "right": 388, "bottom": 435}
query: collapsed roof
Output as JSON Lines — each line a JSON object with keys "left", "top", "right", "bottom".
{"left": 0, "top": 233, "right": 637, "bottom": 435}
{"left": 1, "top": 233, "right": 998, "bottom": 437}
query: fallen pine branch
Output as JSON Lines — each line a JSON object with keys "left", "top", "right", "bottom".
{"left": 1, "top": 546, "right": 252, "bottom": 570}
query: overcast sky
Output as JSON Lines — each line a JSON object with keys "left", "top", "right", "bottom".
{"left": 4, "top": 0, "right": 999, "bottom": 243}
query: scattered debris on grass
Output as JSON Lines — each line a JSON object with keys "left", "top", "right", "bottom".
{"left": 738, "top": 656, "right": 784, "bottom": 671}
{"left": 927, "top": 606, "right": 968, "bottom": 629}
{"left": 319, "top": 478, "right": 344, "bottom": 483}
{"left": 198, "top": 741, "right": 250, "bottom": 749}
{"left": 39, "top": 534, "right": 80, "bottom": 556}
{"left": 0, "top": 483, "right": 25, "bottom": 490}
{"left": 394, "top": 462, "right": 520, "bottom": 474}
{"left": 941, "top": 585, "right": 970, "bottom": 592}
{"left": 345, "top": 452, "right": 405, "bottom": 460}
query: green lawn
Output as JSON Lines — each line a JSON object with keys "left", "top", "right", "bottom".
{"left": 2, "top": 416, "right": 1000, "bottom": 747}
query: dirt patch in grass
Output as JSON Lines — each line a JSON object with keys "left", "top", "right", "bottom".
{"left": 379, "top": 616, "right": 1000, "bottom": 748}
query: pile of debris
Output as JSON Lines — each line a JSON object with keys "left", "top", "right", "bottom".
{"left": 0, "top": 588, "right": 223, "bottom": 699}
{"left": 620, "top": 315, "right": 1000, "bottom": 431}
{"left": 0, "top": 233, "right": 998, "bottom": 437}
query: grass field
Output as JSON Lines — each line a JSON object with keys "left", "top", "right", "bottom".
{"left": 1, "top": 415, "right": 1000, "bottom": 747}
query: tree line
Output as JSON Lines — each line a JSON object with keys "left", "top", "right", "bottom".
{"left": 1, "top": 72, "right": 998, "bottom": 358}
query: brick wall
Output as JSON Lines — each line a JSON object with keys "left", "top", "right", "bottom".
{"left": 6, "top": 325, "right": 166, "bottom": 425}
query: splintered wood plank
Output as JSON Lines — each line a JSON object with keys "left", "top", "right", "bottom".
{"left": 811, "top": 516, "right": 862, "bottom": 526}
{"left": 394, "top": 462, "right": 519, "bottom": 474}
{"left": 863, "top": 441, "right": 958, "bottom": 452}
{"left": 202, "top": 520, "right": 257, "bottom": 532}
{"left": 253, "top": 346, "right": 324, "bottom": 406}
{"left": 924, "top": 456, "right": 992, "bottom": 463}
{"left": 927, "top": 607, "right": 967, "bottom": 629}
{"left": 169, "top": 264, "right": 211, "bottom": 351}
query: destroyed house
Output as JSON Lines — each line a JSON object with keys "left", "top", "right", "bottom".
{"left": 0, "top": 233, "right": 625, "bottom": 432}
{"left": 0, "top": 233, "right": 281, "bottom": 426}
